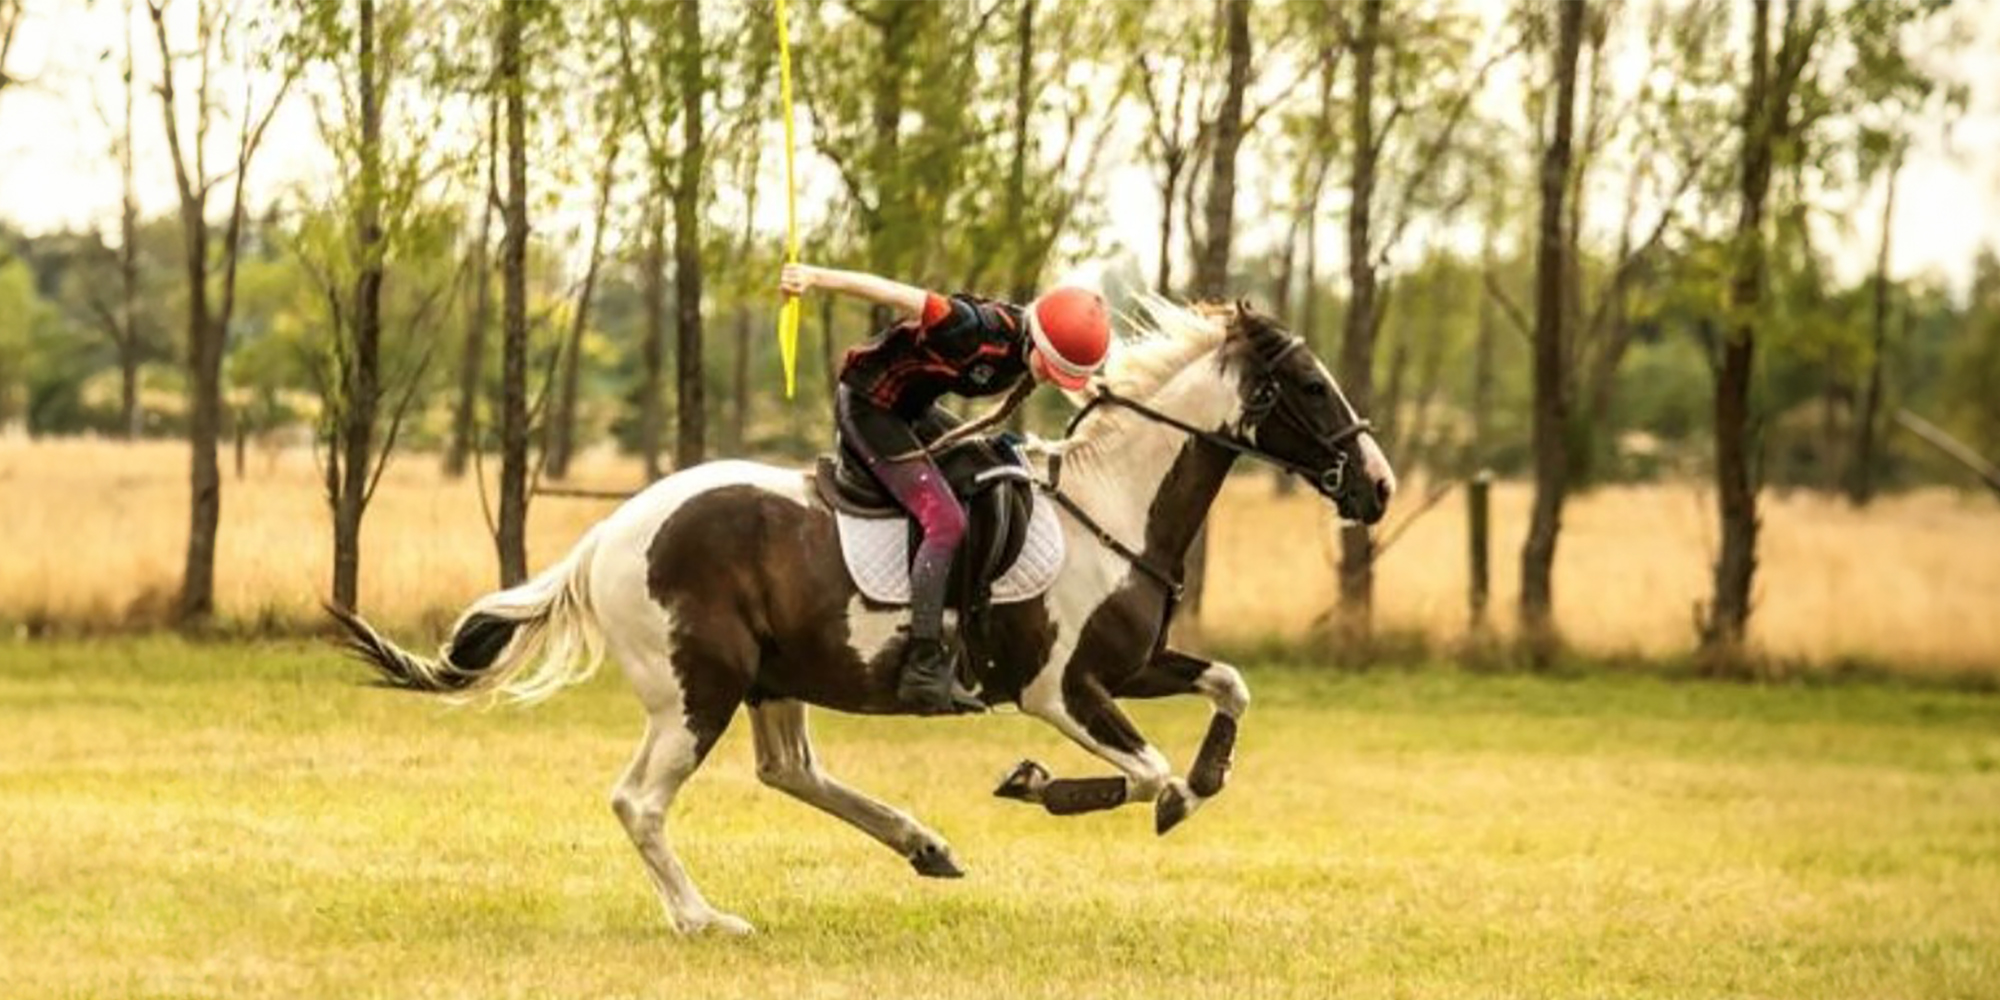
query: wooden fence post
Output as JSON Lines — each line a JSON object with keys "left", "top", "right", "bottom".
{"left": 1468, "top": 470, "right": 1491, "bottom": 630}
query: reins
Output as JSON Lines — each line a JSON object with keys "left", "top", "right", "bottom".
{"left": 1038, "top": 334, "right": 1373, "bottom": 647}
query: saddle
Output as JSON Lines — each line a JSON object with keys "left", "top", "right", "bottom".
{"left": 813, "top": 435, "right": 1036, "bottom": 607}
{"left": 813, "top": 432, "right": 1065, "bottom": 681}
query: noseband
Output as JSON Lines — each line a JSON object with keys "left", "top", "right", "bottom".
{"left": 1060, "top": 335, "right": 1374, "bottom": 497}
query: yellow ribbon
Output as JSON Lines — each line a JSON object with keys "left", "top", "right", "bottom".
{"left": 775, "top": 0, "right": 800, "bottom": 399}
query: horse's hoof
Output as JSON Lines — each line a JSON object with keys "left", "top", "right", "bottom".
{"left": 993, "top": 759, "right": 1050, "bottom": 802}
{"left": 909, "top": 842, "right": 966, "bottom": 879}
{"left": 684, "top": 911, "right": 757, "bottom": 936}
{"left": 1155, "top": 780, "right": 1196, "bottom": 836}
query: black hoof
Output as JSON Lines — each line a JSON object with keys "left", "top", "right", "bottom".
{"left": 1155, "top": 783, "right": 1194, "bottom": 836}
{"left": 908, "top": 842, "right": 965, "bottom": 879}
{"left": 993, "top": 760, "right": 1050, "bottom": 802}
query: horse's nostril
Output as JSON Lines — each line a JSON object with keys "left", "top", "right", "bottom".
{"left": 1375, "top": 478, "right": 1394, "bottom": 507}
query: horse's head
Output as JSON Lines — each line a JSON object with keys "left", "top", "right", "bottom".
{"left": 1216, "top": 301, "right": 1396, "bottom": 525}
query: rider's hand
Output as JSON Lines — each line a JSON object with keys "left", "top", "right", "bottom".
{"left": 778, "top": 262, "right": 815, "bottom": 298}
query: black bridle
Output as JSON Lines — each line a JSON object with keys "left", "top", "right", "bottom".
{"left": 1038, "top": 333, "right": 1374, "bottom": 644}
{"left": 1057, "top": 335, "right": 1374, "bottom": 498}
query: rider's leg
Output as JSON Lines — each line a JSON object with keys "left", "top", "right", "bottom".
{"left": 836, "top": 388, "right": 982, "bottom": 714}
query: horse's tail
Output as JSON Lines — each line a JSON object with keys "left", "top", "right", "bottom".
{"left": 327, "top": 525, "right": 606, "bottom": 704}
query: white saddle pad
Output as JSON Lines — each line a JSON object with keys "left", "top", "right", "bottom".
{"left": 836, "top": 492, "right": 1065, "bottom": 606}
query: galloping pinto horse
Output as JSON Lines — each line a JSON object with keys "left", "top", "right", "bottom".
{"left": 331, "top": 300, "right": 1395, "bottom": 935}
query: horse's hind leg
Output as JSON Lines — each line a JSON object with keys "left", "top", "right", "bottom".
{"left": 604, "top": 612, "right": 755, "bottom": 936}
{"left": 611, "top": 708, "right": 752, "bottom": 935}
{"left": 748, "top": 700, "right": 965, "bottom": 878}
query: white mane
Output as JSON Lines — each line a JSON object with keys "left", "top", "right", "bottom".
{"left": 1090, "top": 296, "right": 1232, "bottom": 402}
{"left": 1037, "top": 296, "right": 1238, "bottom": 468}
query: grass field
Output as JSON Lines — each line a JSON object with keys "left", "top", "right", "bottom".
{"left": 4, "top": 438, "right": 1999, "bottom": 674}
{"left": 4, "top": 639, "right": 1998, "bottom": 999}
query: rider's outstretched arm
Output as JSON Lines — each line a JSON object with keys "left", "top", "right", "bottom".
{"left": 779, "top": 263, "right": 928, "bottom": 319}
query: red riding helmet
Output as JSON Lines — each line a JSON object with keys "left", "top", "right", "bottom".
{"left": 1024, "top": 286, "right": 1111, "bottom": 391}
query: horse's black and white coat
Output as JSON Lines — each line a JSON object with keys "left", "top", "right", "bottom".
{"left": 334, "top": 300, "right": 1395, "bottom": 935}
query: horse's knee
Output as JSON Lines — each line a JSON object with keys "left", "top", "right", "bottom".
{"left": 755, "top": 758, "right": 818, "bottom": 796}
{"left": 610, "top": 789, "right": 662, "bottom": 836}
{"left": 1197, "top": 662, "right": 1250, "bottom": 718}
{"left": 1122, "top": 747, "right": 1173, "bottom": 801}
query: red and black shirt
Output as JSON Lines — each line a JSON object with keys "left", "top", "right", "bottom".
{"left": 839, "top": 292, "right": 1030, "bottom": 418}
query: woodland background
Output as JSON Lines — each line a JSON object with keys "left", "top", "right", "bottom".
{"left": 0, "top": 0, "right": 1997, "bottom": 675}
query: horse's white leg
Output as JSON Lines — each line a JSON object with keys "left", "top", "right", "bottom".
{"left": 748, "top": 700, "right": 965, "bottom": 878}
{"left": 609, "top": 713, "right": 752, "bottom": 936}
{"left": 596, "top": 558, "right": 753, "bottom": 935}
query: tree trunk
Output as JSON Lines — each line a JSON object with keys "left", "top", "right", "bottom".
{"left": 1191, "top": 0, "right": 1249, "bottom": 300}
{"left": 1849, "top": 146, "right": 1900, "bottom": 507}
{"left": 1181, "top": 0, "right": 1251, "bottom": 624}
{"left": 495, "top": 0, "right": 529, "bottom": 587}
{"left": 1469, "top": 203, "right": 1498, "bottom": 474}
{"left": 730, "top": 306, "right": 751, "bottom": 453}
{"left": 332, "top": 0, "right": 383, "bottom": 612}
{"left": 1006, "top": 0, "right": 1037, "bottom": 303}
{"left": 638, "top": 198, "right": 667, "bottom": 480}
{"left": 1706, "top": 0, "right": 1779, "bottom": 654}
{"left": 673, "top": 0, "right": 705, "bottom": 470}
{"left": 1519, "top": 0, "right": 1584, "bottom": 658}
{"left": 1156, "top": 156, "right": 1181, "bottom": 294}
{"left": 547, "top": 131, "right": 621, "bottom": 481}
{"left": 445, "top": 94, "right": 498, "bottom": 478}
{"left": 1337, "top": 0, "right": 1382, "bottom": 633}
{"left": 118, "top": 0, "right": 141, "bottom": 440}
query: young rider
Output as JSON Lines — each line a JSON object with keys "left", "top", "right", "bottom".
{"left": 779, "top": 262, "right": 1111, "bottom": 715}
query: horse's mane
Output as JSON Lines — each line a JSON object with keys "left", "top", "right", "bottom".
{"left": 1049, "top": 297, "right": 1236, "bottom": 463}
{"left": 1090, "top": 296, "right": 1232, "bottom": 402}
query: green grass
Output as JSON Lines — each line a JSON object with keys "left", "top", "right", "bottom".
{"left": 4, "top": 638, "right": 1999, "bottom": 999}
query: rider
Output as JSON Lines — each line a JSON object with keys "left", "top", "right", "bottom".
{"left": 779, "top": 262, "right": 1111, "bottom": 715}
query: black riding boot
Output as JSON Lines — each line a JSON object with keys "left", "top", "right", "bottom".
{"left": 897, "top": 635, "right": 985, "bottom": 716}
{"left": 897, "top": 557, "right": 985, "bottom": 716}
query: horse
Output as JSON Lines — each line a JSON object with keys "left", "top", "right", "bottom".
{"left": 329, "top": 299, "right": 1395, "bottom": 936}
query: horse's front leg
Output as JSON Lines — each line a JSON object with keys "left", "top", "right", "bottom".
{"left": 999, "top": 671, "right": 1183, "bottom": 829}
{"left": 1111, "top": 649, "right": 1250, "bottom": 832}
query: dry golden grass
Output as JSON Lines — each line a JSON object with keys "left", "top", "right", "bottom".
{"left": 2, "top": 437, "right": 1997, "bottom": 673}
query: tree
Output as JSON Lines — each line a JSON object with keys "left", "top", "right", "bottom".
{"left": 545, "top": 122, "right": 622, "bottom": 480}
{"left": 145, "top": 0, "right": 298, "bottom": 621}
{"left": 444, "top": 91, "right": 497, "bottom": 479}
{"left": 671, "top": 0, "right": 705, "bottom": 469}
{"left": 1337, "top": 0, "right": 1383, "bottom": 628}
{"left": 1519, "top": 0, "right": 1584, "bottom": 656}
{"left": 0, "top": 0, "right": 22, "bottom": 97}
{"left": 1702, "top": 0, "right": 1822, "bottom": 655}
{"left": 295, "top": 0, "right": 460, "bottom": 612}
{"left": 1332, "top": 0, "right": 1493, "bottom": 634}
{"left": 494, "top": 0, "right": 530, "bottom": 586}
{"left": 1188, "top": 0, "right": 1251, "bottom": 301}
{"left": 83, "top": 0, "right": 148, "bottom": 439}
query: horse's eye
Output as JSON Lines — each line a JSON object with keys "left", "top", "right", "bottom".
{"left": 1305, "top": 381, "right": 1329, "bottom": 398}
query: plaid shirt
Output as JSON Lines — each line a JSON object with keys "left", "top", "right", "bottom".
{"left": 838, "top": 292, "right": 1031, "bottom": 417}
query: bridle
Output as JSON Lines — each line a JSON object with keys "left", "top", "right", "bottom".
{"left": 1037, "top": 332, "right": 1373, "bottom": 645}
{"left": 1055, "top": 335, "right": 1373, "bottom": 498}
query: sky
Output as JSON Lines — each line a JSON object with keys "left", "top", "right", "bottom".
{"left": 3, "top": 1, "right": 1998, "bottom": 299}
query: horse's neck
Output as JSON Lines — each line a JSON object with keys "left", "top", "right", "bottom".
{"left": 1060, "top": 362, "right": 1241, "bottom": 571}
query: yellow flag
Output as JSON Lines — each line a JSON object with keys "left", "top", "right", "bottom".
{"left": 776, "top": 0, "right": 800, "bottom": 399}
